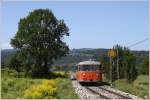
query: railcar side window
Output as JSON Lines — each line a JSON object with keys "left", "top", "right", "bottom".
{"left": 78, "top": 65, "right": 101, "bottom": 71}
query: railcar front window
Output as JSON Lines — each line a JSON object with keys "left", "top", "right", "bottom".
{"left": 91, "top": 65, "right": 99, "bottom": 71}
{"left": 79, "top": 65, "right": 90, "bottom": 71}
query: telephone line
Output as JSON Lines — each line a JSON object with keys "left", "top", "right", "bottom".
{"left": 128, "top": 38, "right": 148, "bottom": 48}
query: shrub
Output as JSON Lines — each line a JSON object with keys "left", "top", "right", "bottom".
{"left": 2, "top": 69, "right": 46, "bottom": 99}
{"left": 55, "top": 78, "right": 79, "bottom": 99}
{"left": 23, "top": 80, "right": 57, "bottom": 99}
{"left": 55, "top": 71, "right": 68, "bottom": 78}
{"left": 133, "top": 75, "right": 149, "bottom": 98}
{"left": 114, "top": 75, "right": 149, "bottom": 99}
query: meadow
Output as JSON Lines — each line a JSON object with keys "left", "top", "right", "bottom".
{"left": 113, "top": 75, "right": 149, "bottom": 99}
{"left": 102, "top": 74, "right": 149, "bottom": 99}
{"left": 1, "top": 68, "right": 78, "bottom": 99}
{"left": 1, "top": 68, "right": 149, "bottom": 99}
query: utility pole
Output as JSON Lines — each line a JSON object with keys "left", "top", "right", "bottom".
{"left": 108, "top": 49, "right": 116, "bottom": 87}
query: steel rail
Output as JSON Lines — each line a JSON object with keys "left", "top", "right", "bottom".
{"left": 98, "top": 86, "right": 132, "bottom": 99}
{"left": 85, "top": 87, "right": 109, "bottom": 99}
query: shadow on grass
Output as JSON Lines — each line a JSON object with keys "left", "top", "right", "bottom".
{"left": 31, "top": 71, "right": 68, "bottom": 79}
{"left": 80, "top": 81, "right": 110, "bottom": 86}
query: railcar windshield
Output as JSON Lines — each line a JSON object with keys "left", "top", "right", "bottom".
{"left": 79, "top": 65, "right": 90, "bottom": 71}
{"left": 91, "top": 65, "right": 99, "bottom": 71}
{"left": 79, "top": 65, "right": 101, "bottom": 71}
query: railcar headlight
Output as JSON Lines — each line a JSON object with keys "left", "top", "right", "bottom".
{"left": 82, "top": 73, "right": 86, "bottom": 76}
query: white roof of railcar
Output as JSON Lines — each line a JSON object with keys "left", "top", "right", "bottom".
{"left": 77, "top": 61, "right": 101, "bottom": 66}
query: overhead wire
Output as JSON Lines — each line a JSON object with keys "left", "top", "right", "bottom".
{"left": 128, "top": 38, "right": 149, "bottom": 48}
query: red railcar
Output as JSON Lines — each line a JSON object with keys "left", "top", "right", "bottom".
{"left": 76, "top": 60, "right": 102, "bottom": 83}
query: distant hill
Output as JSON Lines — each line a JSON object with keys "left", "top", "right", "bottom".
{"left": 54, "top": 48, "right": 109, "bottom": 65}
{"left": 1, "top": 49, "right": 17, "bottom": 66}
{"left": 1, "top": 48, "right": 148, "bottom": 67}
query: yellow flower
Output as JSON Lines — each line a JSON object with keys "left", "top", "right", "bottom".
{"left": 23, "top": 79, "right": 57, "bottom": 99}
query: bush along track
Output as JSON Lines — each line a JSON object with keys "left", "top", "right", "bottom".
{"left": 1, "top": 69, "right": 79, "bottom": 99}
{"left": 23, "top": 80, "right": 57, "bottom": 99}
{"left": 23, "top": 78, "right": 79, "bottom": 99}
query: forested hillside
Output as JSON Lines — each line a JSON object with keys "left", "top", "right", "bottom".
{"left": 1, "top": 49, "right": 17, "bottom": 67}
{"left": 1, "top": 48, "right": 148, "bottom": 68}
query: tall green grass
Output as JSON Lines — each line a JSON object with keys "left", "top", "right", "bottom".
{"left": 1, "top": 69, "right": 79, "bottom": 99}
{"left": 114, "top": 75, "right": 149, "bottom": 99}
{"left": 55, "top": 78, "right": 79, "bottom": 99}
{"left": 1, "top": 69, "right": 43, "bottom": 99}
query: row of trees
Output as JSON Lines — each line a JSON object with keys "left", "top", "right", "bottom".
{"left": 7, "top": 9, "right": 70, "bottom": 77}
{"left": 139, "top": 55, "right": 149, "bottom": 75}
{"left": 101, "top": 45, "right": 143, "bottom": 83}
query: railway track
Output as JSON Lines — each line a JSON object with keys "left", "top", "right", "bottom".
{"left": 98, "top": 86, "right": 132, "bottom": 99}
{"left": 72, "top": 80, "right": 140, "bottom": 99}
{"left": 85, "top": 86, "right": 109, "bottom": 99}
{"left": 85, "top": 86, "right": 132, "bottom": 99}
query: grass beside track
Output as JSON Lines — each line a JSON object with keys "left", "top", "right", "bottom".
{"left": 102, "top": 74, "right": 149, "bottom": 99}
{"left": 1, "top": 69, "right": 79, "bottom": 99}
{"left": 113, "top": 75, "right": 149, "bottom": 99}
{"left": 56, "top": 78, "right": 79, "bottom": 99}
{"left": 1, "top": 69, "right": 43, "bottom": 99}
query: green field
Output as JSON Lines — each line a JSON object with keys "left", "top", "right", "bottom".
{"left": 2, "top": 68, "right": 148, "bottom": 99}
{"left": 113, "top": 75, "right": 149, "bottom": 99}
{"left": 1, "top": 69, "right": 78, "bottom": 99}
{"left": 102, "top": 74, "right": 149, "bottom": 99}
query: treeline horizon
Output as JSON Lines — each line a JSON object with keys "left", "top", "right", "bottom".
{"left": 1, "top": 47, "right": 149, "bottom": 51}
{"left": 2, "top": 47, "right": 148, "bottom": 67}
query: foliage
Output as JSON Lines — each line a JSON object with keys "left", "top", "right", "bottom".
{"left": 123, "top": 48, "right": 138, "bottom": 82}
{"left": 1, "top": 48, "right": 148, "bottom": 72}
{"left": 23, "top": 78, "right": 78, "bottom": 99}
{"left": 10, "top": 9, "right": 69, "bottom": 77}
{"left": 100, "top": 55, "right": 110, "bottom": 79}
{"left": 23, "top": 80, "right": 57, "bottom": 99}
{"left": 54, "top": 71, "right": 67, "bottom": 77}
{"left": 1, "top": 69, "right": 42, "bottom": 99}
{"left": 1, "top": 49, "right": 17, "bottom": 68}
{"left": 55, "top": 78, "right": 79, "bottom": 99}
{"left": 139, "top": 55, "right": 149, "bottom": 75}
{"left": 1, "top": 69, "right": 78, "bottom": 99}
{"left": 6, "top": 53, "right": 22, "bottom": 72}
{"left": 114, "top": 75, "right": 149, "bottom": 99}
{"left": 112, "top": 45, "right": 125, "bottom": 79}
{"left": 45, "top": 71, "right": 68, "bottom": 79}
{"left": 102, "top": 45, "right": 138, "bottom": 82}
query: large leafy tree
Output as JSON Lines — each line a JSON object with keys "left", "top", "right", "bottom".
{"left": 11, "top": 9, "right": 69, "bottom": 77}
{"left": 7, "top": 53, "right": 22, "bottom": 72}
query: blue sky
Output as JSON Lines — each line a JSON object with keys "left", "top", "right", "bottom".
{"left": 1, "top": 1, "right": 149, "bottom": 50}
